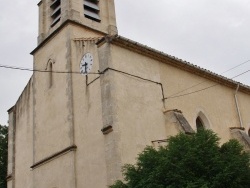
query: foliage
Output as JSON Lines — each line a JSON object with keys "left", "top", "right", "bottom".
{"left": 110, "top": 129, "right": 250, "bottom": 188}
{"left": 0, "top": 125, "right": 8, "bottom": 188}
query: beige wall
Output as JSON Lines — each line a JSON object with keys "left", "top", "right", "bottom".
{"left": 71, "top": 29, "right": 108, "bottom": 187}
{"left": 8, "top": 79, "right": 34, "bottom": 188}
{"left": 33, "top": 26, "right": 74, "bottom": 162}
{"left": 33, "top": 152, "right": 75, "bottom": 188}
{"left": 32, "top": 23, "right": 110, "bottom": 187}
{"left": 109, "top": 43, "right": 250, "bottom": 168}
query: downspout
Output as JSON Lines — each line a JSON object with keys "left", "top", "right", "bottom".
{"left": 235, "top": 84, "right": 243, "bottom": 128}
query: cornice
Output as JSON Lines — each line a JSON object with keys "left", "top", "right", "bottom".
{"left": 37, "top": 1, "right": 42, "bottom": 6}
{"left": 31, "top": 19, "right": 107, "bottom": 55}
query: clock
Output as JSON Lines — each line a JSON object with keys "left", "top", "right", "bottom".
{"left": 80, "top": 52, "right": 93, "bottom": 75}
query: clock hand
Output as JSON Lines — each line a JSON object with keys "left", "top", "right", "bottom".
{"left": 83, "top": 62, "right": 87, "bottom": 74}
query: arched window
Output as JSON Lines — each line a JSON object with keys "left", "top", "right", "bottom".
{"left": 195, "top": 111, "right": 211, "bottom": 131}
{"left": 48, "top": 62, "right": 53, "bottom": 88}
{"left": 196, "top": 117, "right": 204, "bottom": 130}
{"left": 46, "top": 59, "right": 55, "bottom": 88}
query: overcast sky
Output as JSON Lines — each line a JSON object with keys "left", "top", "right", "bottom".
{"left": 0, "top": 0, "right": 250, "bottom": 125}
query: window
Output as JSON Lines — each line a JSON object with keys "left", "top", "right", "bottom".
{"left": 196, "top": 117, "right": 204, "bottom": 130}
{"left": 46, "top": 59, "right": 54, "bottom": 88}
{"left": 84, "top": 0, "right": 100, "bottom": 22}
{"left": 195, "top": 111, "right": 211, "bottom": 131}
{"left": 48, "top": 62, "right": 53, "bottom": 88}
{"left": 51, "top": 0, "right": 61, "bottom": 27}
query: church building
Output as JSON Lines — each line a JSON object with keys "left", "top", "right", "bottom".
{"left": 7, "top": 0, "right": 250, "bottom": 187}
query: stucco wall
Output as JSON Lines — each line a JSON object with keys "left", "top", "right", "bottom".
{"left": 109, "top": 43, "right": 250, "bottom": 167}
{"left": 33, "top": 26, "right": 74, "bottom": 163}
{"left": 13, "top": 79, "right": 33, "bottom": 188}
{"left": 31, "top": 25, "right": 78, "bottom": 187}
{"left": 71, "top": 27, "right": 108, "bottom": 187}
{"left": 33, "top": 152, "right": 75, "bottom": 188}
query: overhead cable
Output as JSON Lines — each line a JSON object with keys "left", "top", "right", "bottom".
{"left": 0, "top": 64, "right": 100, "bottom": 75}
{"left": 167, "top": 59, "right": 250, "bottom": 98}
{"left": 165, "top": 70, "right": 250, "bottom": 100}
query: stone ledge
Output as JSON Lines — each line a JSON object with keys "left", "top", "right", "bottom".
{"left": 31, "top": 145, "right": 77, "bottom": 169}
{"left": 6, "top": 174, "right": 13, "bottom": 181}
{"left": 229, "top": 127, "right": 245, "bottom": 130}
{"left": 101, "top": 125, "right": 113, "bottom": 135}
{"left": 230, "top": 129, "right": 250, "bottom": 150}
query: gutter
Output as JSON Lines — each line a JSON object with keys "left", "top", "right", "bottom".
{"left": 235, "top": 84, "right": 243, "bottom": 128}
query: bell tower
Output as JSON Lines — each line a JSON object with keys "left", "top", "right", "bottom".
{"left": 27, "top": 1, "right": 119, "bottom": 188}
{"left": 37, "top": 0, "right": 117, "bottom": 44}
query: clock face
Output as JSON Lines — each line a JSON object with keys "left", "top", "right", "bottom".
{"left": 80, "top": 53, "right": 93, "bottom": 75}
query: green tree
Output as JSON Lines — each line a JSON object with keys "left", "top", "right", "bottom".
{"left": 110, "top": 129, "right": 250, "bottom": 188}
{"left": 0, "top": 125, "right": 8, "bottom": 188}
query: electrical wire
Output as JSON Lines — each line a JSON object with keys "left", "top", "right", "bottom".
{"left": 167, "top": 60, "right": 250, "bottom": 98}
{"left": 165, "top": 70, "right": 250, "bottom": 100}
{"left": 0, "top": 64, "right": 101, "bottom": 75}
{"left": 1, "top": 61, "right": 249, "bottom": 101}
{"left": 221, "top": 60, "right": 250, "bottom": 74}
{"left": 1, "top": 63, "right": 165, "bottom": 103}
{"left": 85, "top": 67, "right": 166, "bottom": 108}
{"left": 102, "top": 67, "right": 166, "bottom": 101}
{"left": 1, "top": 59, "right": 249, "bottom": 77}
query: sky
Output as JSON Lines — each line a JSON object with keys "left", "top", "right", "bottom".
{"left": 0, "top": 0, "right": 250, "bottom": 125}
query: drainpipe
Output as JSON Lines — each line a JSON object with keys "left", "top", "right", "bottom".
{"left": 234, "top": 83, "right": 243, "bottom": 128}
